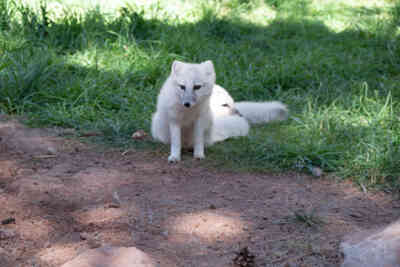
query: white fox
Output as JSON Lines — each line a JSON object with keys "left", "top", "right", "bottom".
{"left": 151, "top": 60, "right": 288, "bottom": 162}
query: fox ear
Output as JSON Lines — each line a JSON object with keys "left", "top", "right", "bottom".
{"left": 202, "top": 60, "right": 215, "bottom": 76}
{"left": 172, "top": 60, "right": 184, "bottom": 75}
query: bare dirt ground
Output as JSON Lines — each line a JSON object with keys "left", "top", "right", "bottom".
{"left": 0, "top": 116, "right": 399, "bottom": 267}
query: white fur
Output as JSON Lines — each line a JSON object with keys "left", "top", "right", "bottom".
{"left": 234, "top": 101, "right": 288, "bottom": 124}
{"left": 151, "top": 60, "right": 288, "bottom": 162}
{"left": 211, "top": 115, "right": 250, "bottom": 143}
{"left": 210, "top": 84, "right": 235, "bottom": 117}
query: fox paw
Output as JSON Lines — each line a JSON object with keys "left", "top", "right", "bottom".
{"left": 168, "top": 154, "right": 181, "bottom": 163}
{"left": 194, "top": 153, "right": 205, "bottom": 160}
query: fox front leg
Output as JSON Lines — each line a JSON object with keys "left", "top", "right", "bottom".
{"left": 193, "top": 119, "right": 207, "bottom": 160}
{"left": 168, "top": 123, "right": 181, "bottom": 162}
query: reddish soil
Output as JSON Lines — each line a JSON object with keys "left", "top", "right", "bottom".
{"left": 0, "top": 116, "right": 399, "bottom": 267}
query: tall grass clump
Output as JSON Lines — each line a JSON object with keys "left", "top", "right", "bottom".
{"left": 0, "top": 0, "right": 400, "bottom": 190}
{"left": 0, "top": 0, "right": 13, "bottom": 31}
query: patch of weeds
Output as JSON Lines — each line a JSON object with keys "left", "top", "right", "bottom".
{"left": 265, "top": 0, "right": 313, "bottom": 17}
{"left": 0, "top": 49, "right": 60, "bottom": 113}
{"left": 16, "top": 0, "right": 50, "bottom": 39}
{"left": 0, "top": 0, "right": 14, "bottom": 31}
{"left": 233, "top": 247, "right": 256, "bottom": 267}
{"left": 112, "top": 5, "right": 158, "bottom": 40}
{"left": 198, "top": 8, "right": 247, "bottom": 43}
{"left": 290, "top": 209, "right": 325, "bottom": 228}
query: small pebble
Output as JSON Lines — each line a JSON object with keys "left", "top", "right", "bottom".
{"left": 311, "top": 167, "right": 323, "bottom": 177}
{"left": 47, "top": 146, "right": 57, "bottom": 155}
{"left": 131, "top": 130, "right": 147, "bottom": 140}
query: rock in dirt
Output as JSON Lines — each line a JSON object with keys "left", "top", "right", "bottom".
{"left": 341, "top": 220, "right": 400, "bottom": 267}
{"left": 60, "top": 246, "right": 156, "bottom": 267}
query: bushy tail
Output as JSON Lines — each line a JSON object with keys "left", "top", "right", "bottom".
{"left": 234, "top": 101, "right": 288, "bottom": 124}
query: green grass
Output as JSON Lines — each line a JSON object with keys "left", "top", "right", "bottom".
{"left": 1, "top": 0, "right": 400, "bottom": 191}
{"left": 290, "top": 209, "right": 325, "bottom": 228}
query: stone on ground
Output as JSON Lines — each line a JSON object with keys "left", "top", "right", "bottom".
{"left": 60, "top": 246, "right": 156, "bottom": 267}
{"left": 341, "top": 220, "right": 400, "bottom": 267}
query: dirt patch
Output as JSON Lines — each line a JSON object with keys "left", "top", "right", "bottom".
{"left": 0, "top": 117, "right": 399, "bottom": 266}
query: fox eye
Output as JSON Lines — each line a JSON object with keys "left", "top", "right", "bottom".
{"left": 193, "top": 85, "right": 201, "bottom": 90}
{"left": 179, "top": 85, "right": 186, "bottom": 90}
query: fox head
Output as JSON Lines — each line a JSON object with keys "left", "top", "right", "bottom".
{"left": 170, "top": 60, "right": 216, "bottom": 108}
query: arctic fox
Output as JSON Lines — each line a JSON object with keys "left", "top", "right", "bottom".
{"left": 151, "top": 60, "right": 288, "bottom": 162}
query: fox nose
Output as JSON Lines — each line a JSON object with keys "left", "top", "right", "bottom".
{"left": 183, "top": 102, "right": 191, "bottom": 108}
